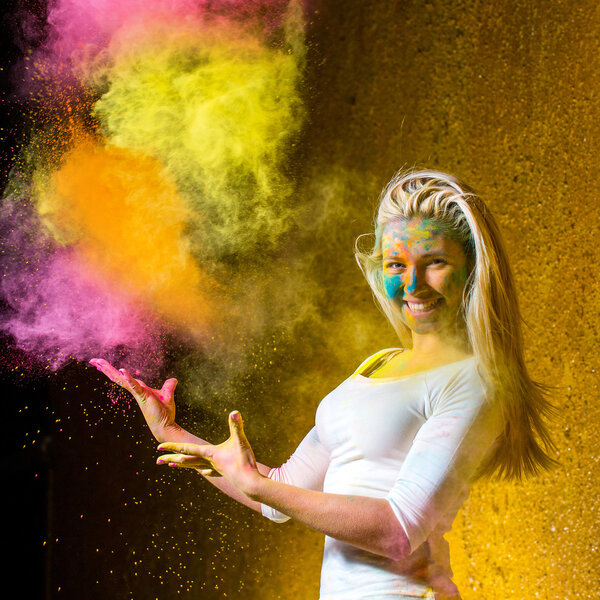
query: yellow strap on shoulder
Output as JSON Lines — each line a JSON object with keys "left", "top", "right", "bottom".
{"left": 352, "top": 348, "right": 402, "bottom": 377}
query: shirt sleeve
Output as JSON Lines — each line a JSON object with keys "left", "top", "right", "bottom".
{"left": 385, "top": 366, "right": 503, "bottom": 552}
{"left": 261, "top": 425, "right": 330, "bottom": 523}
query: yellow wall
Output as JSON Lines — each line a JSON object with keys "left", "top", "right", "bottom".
{"left": 254, "top": 1, "right": 599, "bottom": 598}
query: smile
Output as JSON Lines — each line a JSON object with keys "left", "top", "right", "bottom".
{"left": 404, "top": 298, "right": 443, "bottom": 315}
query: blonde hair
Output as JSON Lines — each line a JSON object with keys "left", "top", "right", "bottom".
{"left": 355, "top": 169, "right": 556, "bottom": 479}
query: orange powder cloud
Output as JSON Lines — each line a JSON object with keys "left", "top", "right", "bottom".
{"left": 38, "top": 141, "right": 216, "bottom": 338}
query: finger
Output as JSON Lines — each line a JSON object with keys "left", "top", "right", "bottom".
{"left": 156, "top": 453, "right": 210, "bottom": 467}
{"left": 157, "top": 442, "right": 213, "bottom": 459}
{"left": 90, "top": 360, "right": 141, "bottom": 398}
{"left": 119, "top": 369, "right": 146, "bottom": 398}
{"left": 228, "top": 410, "right": 249, "bottom": 445}
{"left": 198, "top": 468, "right": 220, "bottom": 477}
{"left": 90, "top": 358, "right": 126, "bottom": 386}
{"left": 160, "top": 378, "right": 178, "bottom": 399}
{"left": 164, "top": 462, "right": 213, "bottom": 471}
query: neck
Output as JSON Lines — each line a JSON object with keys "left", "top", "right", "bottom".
{"left": 409, "top": 328, "right": 471, "bottom": 361}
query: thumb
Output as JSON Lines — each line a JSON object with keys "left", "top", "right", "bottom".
{"left": 161, "top": 378, "right": 178, "bottom": 398}
{"left": 228, "top": 410, "right": 248, "bottom": 444}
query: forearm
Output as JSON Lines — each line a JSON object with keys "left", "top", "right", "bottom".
{"left": 156, "top": 424, "right": 270, "bottom": 514}
{"left": 248, "top": 476, "right": 410, "bottom": 561}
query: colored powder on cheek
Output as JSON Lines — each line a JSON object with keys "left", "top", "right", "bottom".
{"left": 442, "top": 264, "right": 469, "bottom": 306}
{"left": 448, "top": 265, "right": 468, "bottom": 288}
{"left": 383, "top": 274, "right": 403, "bottom": 300}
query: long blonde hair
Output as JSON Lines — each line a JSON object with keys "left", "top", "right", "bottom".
{"left": 355, "top": 169, "right": 556, "bottom": 479}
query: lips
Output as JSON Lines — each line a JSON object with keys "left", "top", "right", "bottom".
{"left": 404, "top": 298, "right": 443, "bottom": 315}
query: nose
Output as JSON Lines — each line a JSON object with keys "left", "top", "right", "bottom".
{"left": 405, "top": 266, "right": 419, "bottom": 295}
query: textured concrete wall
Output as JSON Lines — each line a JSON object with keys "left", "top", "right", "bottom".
{"left": 23, "top": 1, "right": 599, "bottom": 598}
{"left": 259, "top": 1, "right": 599, "bottom": 598}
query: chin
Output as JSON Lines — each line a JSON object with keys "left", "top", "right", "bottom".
{"left": 410, "top": 323, "right": 445, "bottom": 336}
{"left": 401, "top": 314, "right": 449, "bottom": 336}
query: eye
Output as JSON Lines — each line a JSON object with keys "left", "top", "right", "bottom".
{"left": 429, "top": 257, "right": 447, "bottom": 265}
{"left": 384, "top": 261, "right": 406, "bottom": 271}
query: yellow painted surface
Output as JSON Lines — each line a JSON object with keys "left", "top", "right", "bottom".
{"left": 255, "top": 1, "right": 599, "bottom": 598}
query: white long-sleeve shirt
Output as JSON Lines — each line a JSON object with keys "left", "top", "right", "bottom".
{"left": 261, "top": 350, "right": 503, "bottom": 599}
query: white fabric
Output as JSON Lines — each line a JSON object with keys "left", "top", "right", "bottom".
{"left": 261, "top": 351, "right": 503, "bottom": 599}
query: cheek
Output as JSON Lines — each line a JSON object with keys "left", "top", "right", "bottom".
{"left": 441, "top": 267, "right": 468, "bottom": 300}
{"left": 383, "top": 274, "right": 403, "bottom": 300}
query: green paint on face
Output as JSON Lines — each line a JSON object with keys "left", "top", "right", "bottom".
{"left": 383, "top": 273, "right": 403, "bottom": 299}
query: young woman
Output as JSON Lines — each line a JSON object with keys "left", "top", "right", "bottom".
{"left": 91, "top": 169, "right": 555, "bottom": 599}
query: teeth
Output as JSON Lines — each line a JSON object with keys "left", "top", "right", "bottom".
{"left": 406, "top": 299, "right": 440, "bottom": 312}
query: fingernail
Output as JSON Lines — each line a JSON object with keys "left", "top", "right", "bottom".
{"left": 157, "top": 459, "right": 166, "bottom": 464}
{"left": 168, "top": 463, "right": 177, "bottom": 467}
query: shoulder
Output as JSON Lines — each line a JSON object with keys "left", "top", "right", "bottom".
{"left": 425, "top": 359, "right": 503, "bottom": 439}
{"left": 351, "top": 347, "right": 402, "bottom": 376}
{"left": 426, "top": 358, "right": 492, "bottom": 412}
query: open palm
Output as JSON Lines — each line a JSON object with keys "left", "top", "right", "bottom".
{"left": 90, "top": 358, "right": 178, "bottom": 441}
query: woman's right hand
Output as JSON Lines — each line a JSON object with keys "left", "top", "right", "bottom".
{"left": 90, "top": 358, "right": 272, "bottom": 515}
{"left": 90, "top": 358, "right": 180, "bottom": 442}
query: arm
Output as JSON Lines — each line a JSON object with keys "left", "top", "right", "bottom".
{"left": 159, "top": 412, "right": 411, "bottom": 561}
{"left": 248, "top": 477, "right": 410, "bottom": 561}
{"left": 160, "top": 369, "right": 502, "bottom": 561}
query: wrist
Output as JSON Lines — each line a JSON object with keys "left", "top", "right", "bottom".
{"left": 243, "top": 470, "right": 269, "bottom": 502}
{"left": 152, "top": 422, "right": 184, "bottom": 443}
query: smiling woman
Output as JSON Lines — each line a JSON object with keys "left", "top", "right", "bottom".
{"left": 355, "top": 170, "right": 556, "bottom": 475}
{"left": 92, "top": 169, "right": 555, "bottom": 600}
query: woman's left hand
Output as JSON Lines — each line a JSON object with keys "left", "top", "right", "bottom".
{"left": 156, "top": 410, "right": 263, "bottom": 497}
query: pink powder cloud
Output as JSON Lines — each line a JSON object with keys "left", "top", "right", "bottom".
{"left": 1, "top": 198, "right": 165, "bottom": 375}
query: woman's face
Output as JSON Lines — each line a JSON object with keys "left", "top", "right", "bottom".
{"left": 381, "top": 218, "right": 469, "bottom": 337}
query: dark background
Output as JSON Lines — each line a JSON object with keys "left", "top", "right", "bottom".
{"left": 3, "top": 1, "right": 599, "bottom": 598}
